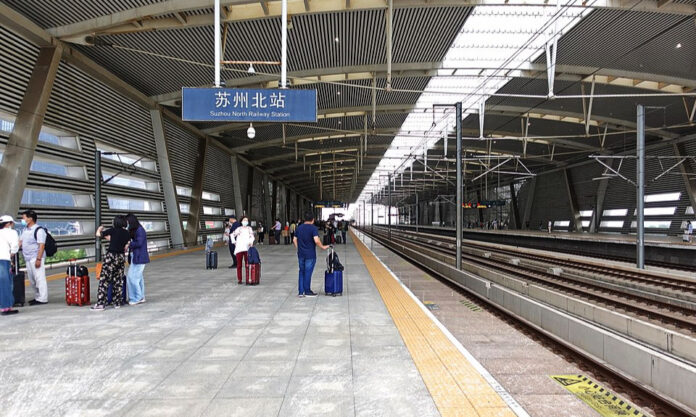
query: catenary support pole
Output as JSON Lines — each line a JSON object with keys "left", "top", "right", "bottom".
{"left": 371, "top": 193, "right": 374, "bottom": 234}
{"left": 415, "top": 192, "right": 419, "bottom": 233}
{"left": 456, "top": 101, "right": 462, "bottom": 270}
{"left": 637, "top": 104, "right": 645, "bottom": 269}
{"left": 388, "top": 173, "right": 392, "bottom": 241}
{"left": 214, "top": 0, "right": 220, "bottom": 87}
{"left": 281, "top": 0, "right": 287, "bottom": 88}
{"left": 95, "top": 149, "right": 102, "bottom": 262}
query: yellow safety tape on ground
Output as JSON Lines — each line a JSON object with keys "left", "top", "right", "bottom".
{"left": 352, "top": 230, "right": 517, "bottom": 417}
{"left": 550, "top": 375, "right": 648, "bottom": 417}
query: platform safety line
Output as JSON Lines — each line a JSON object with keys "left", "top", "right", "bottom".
{"left": 43, "top": 245, "right": 207, "bottom": 283}
{"left": 352, "top": 230, "right": 528, "bottom": 417}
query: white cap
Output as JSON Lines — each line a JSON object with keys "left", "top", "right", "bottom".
{"left": 0, "top": 215, "right": 15, "bottom": 223}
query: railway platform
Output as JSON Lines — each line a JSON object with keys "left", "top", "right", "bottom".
{"left": 0, "top": 232, "right": 526, "bottom": 417}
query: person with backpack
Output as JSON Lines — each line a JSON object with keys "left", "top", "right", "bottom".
{"left": 125, "top": 213, "right": 149, "bottom": 305}
{"left": 0, "top": 215, "right": 20, "bottom": 315}
{"left": 92, "top": 216, "right": 131, "bottom": 311}
{"left": 19, "top": 210, "right": 53, "bottom": 305}
{"left": 232, "top": 216, "right": 255, "bottom": 285}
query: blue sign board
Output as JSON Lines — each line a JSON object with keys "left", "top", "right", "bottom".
{"left": 181, "top": 87, "right": 317, "bottom": 122}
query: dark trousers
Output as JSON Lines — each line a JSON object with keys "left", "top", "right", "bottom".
{"left": 274, "top": 230, "right": 281, "bottom": 244}
{"left": 228, "top": 243, "right": 237, "bottom": 266}
{"left": 259, "top": 233, "right": 265, "bottom": 243}
{"left": 96, "top": 252, "right": 126, "bottom": 306}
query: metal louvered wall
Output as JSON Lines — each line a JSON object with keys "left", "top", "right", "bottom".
{"left": 0, "top": 26, "right": 174, "bottom": 253}
{"left": 515, "top": 142, "right": 694, "bottom": 236}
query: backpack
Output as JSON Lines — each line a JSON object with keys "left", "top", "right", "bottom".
{"left": 326, "top": 249, "right": 344, "bottom": 273}
{"left": 35, "top": 226, "right": 58, "bottom": 257}
{"left": 247, "top": 247, "right": 261, "bottom": 264}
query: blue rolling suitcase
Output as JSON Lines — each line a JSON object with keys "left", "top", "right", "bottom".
{"left": 324, "top": 247, "right": 344, "bottom": 296}
{"left": 324, "top": 270, "right": 343, "bottom": 296}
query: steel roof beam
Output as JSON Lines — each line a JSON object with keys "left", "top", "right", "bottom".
{"left": 151, "top": 62, "right": 696, "bottom": 105}
{"left": 48, "top": 0, "right": 695, "bottom": 40}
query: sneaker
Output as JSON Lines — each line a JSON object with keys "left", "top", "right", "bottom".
{"left": 114, "top": 305, "right": 121, "bottom": 309}
{"left": 91, "top": 304, "right": 105, "bottom": 311}
{"left": 298, "top": 294, "right": 305, "bottom": 298}
{"left": 128, "top": 299, "right": 146, "bottom": 306}
{"left": 28, "top": 300, "right": 47, "bottom": 306}
{"left": 304, "top": 291, "right": 318, "bottom": 297}
{"left": 1, "top": 310, "right": 19, "bottom": 316}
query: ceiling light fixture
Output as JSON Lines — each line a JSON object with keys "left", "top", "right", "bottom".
{"left": 337, "top": 91, "right": 341, "bottom": 95}
{"left": 247, "top": 123, "right": 256, "bottom": 139}
{"left": 248, "top": 63, "right": 255, "bottom": 74}
{"left": 334, "top": 37, "right": 340, "bottom": 43}
{"left": 676, "top": 43, "right": 682, "bottom": 48}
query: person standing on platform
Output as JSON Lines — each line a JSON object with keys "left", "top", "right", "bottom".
{"left": 0, "top": 215, "right": 20, "bottom": 316}
{"left": 91, "top": 216, "right": 131, "bottom": 311}
{"left": 547, "top": 220, "right": 552, "bottom": 233}
{"left": 290, "top": 220, "right": 296, "bottom": 242}
{"left": 125, "top": 213, "right": 149, "bottom": 305}
{"left": 257, "top": 222, "right": 265, "bottom": 244}
{"left": 19, "top": 210, "right": 48, "bottom": 306}
{"left": 232, "top": 217, "right": 255, "bottom": 284}
{"left": 225, "top": 216, "right": 240, "bottom": 268}
{"left": 273, "top": 218, "right": 282, "bottom": 245}
{"left": 340, "top": 221, "right": 347, "bottom": 244}
{"left": 685, "top": 220, "right": 693, "bottom": 243}
{"left": 293, "top": 211, "right": 330, "bottom": 298}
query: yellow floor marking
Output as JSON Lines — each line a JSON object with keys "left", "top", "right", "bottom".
{"left": 352, "top": 230, "right": 517, "bottom": 417}
{"left": 551, "top": 375, "right": 649, "bottom": 417}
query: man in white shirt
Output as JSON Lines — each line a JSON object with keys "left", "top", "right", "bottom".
{"left": 19, "top": 210, "right": 48, "bottom": 305}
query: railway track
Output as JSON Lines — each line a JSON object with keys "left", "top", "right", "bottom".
{"left": 391, "top": 225, "right": 696, "bottom": 273}
{"left": 369, "top": 226, "right": 696, "bottom": 334}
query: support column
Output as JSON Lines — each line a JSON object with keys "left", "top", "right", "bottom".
{"left": 522, "top": 177, "right": 536, "bottom": 230}
{"left": 563, "top": 169, "right": 583, "bottom": 232}
{"left": 271, "top": 180, "right": 278, "bottom": 221}
{"left": 247, "top": 165, "right": 255, "bottom": 218}
{"left": 590, "top": 160, "right": 614, "bottom": 233}
{"left": 183, "top": 137, "right": 209, "bottom": 245}
{"left": 509, "top": 183, "right": 521, "bottom": 229}
{"left": 476, "top": 190, "right": 484, "bottom": 225}
{"left": 0, "top": 45, "right": 62, "bottom": 216}
{"left": 230, "top": 155, "right": 245, "bottom": 218}
{"left": 151, "top": 109, "right": 184, "bottom": 248}
{"left": 263, "top": 173, "right": 272, "bottom": 226}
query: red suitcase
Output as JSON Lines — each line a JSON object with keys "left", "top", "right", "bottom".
{"left": 247, "top": 264, "right": 260, "bottom": 285}
{"left": 65, "top": 261, "right": 90, "bottom": 306}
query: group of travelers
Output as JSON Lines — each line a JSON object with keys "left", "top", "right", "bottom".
{"left": 322, "top": 220, "right": 348, "bottom": 244}
{"left": 2, "top": 207, "right": 344, "bottom": 317}
{"left": 223, "top": 211, "right": 336, "bottom": 297}
{"left": 92, "top": 213, "right": 149, "bottom": 311}
{"left": 466, "top": 219, "right": 507, "bottom": 230}
{"left": 0, "top": 209, "right": 150, "bottom": 316}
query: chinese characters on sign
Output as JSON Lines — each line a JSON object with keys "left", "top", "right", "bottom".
{"left": 182, "top": 88, "right": 317, "bottom": 122}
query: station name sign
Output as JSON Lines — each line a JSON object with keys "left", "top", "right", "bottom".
{"left": 313, "top": 201, "right": 346, "bottom": 208}
{"left": 181, "top": 88, "right": 317, "bottom": 122}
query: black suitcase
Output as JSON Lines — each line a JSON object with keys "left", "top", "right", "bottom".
{"left": 323, "top": 234, "right": 330, "bottom": 245}
{"left": 12, "top": 253, "right": 25, "bottom": 307}
{"left": 206, "top": 251, "right": 218, "bottom": 270}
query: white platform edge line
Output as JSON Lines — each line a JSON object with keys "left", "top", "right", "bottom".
{"left": 356, "top": 231, "right": 531, "bottom": 417}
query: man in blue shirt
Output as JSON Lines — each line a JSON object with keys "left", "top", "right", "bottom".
{"left": 293, "top": 211, "right": 330, "bottom": 297}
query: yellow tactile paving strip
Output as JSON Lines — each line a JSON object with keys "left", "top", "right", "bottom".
{"left": 352, "top": 230, "right": 517, "bottom": 417}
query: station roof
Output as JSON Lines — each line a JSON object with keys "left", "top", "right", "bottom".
{"left": 3, "top": 0, "right": 695, "bottom": 202}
